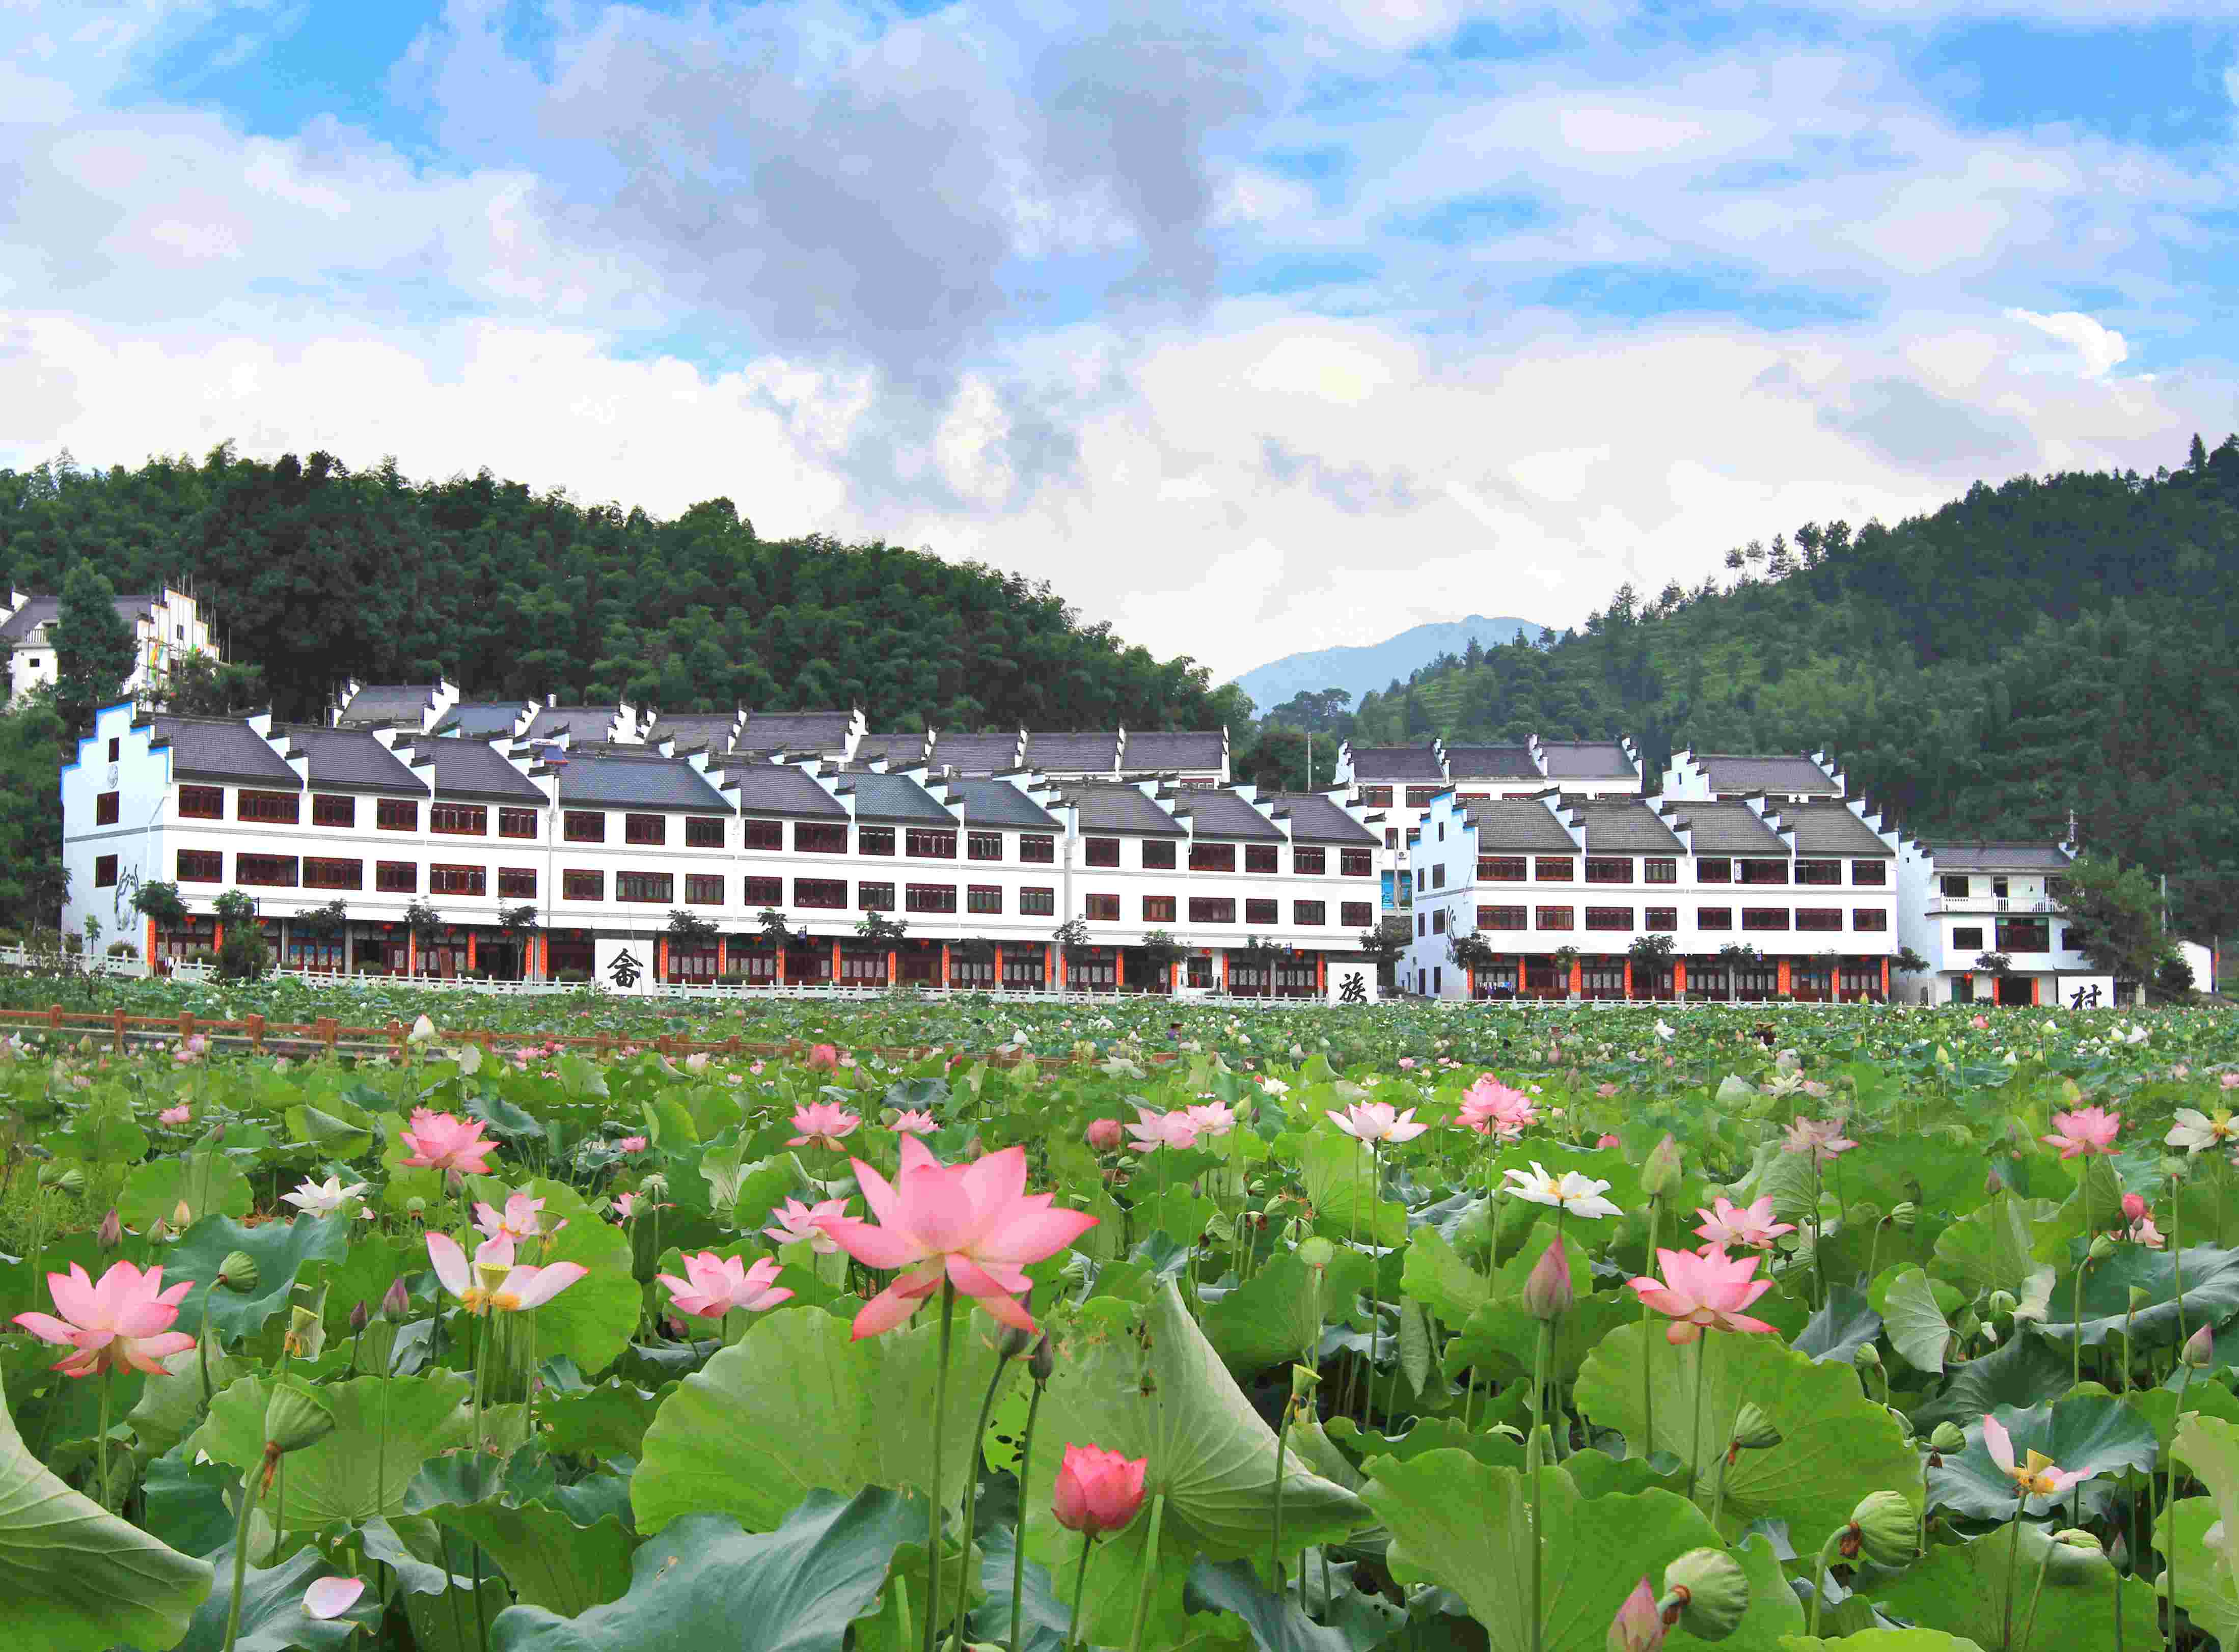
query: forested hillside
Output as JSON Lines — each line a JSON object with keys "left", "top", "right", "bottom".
{"left": 0, "top": 447, "right": 1229, "bottom": 729}
{"left": 1345, "top": 434, "right": 2239, "bottom": 937}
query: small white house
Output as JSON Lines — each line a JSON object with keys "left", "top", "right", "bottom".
{"left": 2, "top": 585, "right": 219, "bottom": 704}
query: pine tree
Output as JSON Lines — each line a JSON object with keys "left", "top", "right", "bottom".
{"left": 2192, "top": 433, "right": 2209, "bottom": 472}
{"left": 51, "top": 563, "right": 138, "bottom": 735}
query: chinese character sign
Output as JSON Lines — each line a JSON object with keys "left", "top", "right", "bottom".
{"left": 1328, "top": 968, "right": 1377, "bottom": 1005}
{"left": 594, "top": 938, "right": 653, "bottom": 995}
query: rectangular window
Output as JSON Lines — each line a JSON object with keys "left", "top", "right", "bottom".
{"left": 1535, "top": 905, "right": 1574, "bottom": 930}
{"left": 238, "top": 789, "right": 300, "bottom": 824}
{"left": 1189, "top": 842, "right": 1236, "bottom": 872}
{"left": 1535, "top": 857, "right": 1573, "bottom": 882}
{"left": 1585, "top": 857, "right": 1631, "bottom": 884}
{"left": 968, "top": 831, "right": 1002, "bottom": 861}
{"left": 1795, "top": 908, "right": 1844, "bottom": 931}
{"left": 1405, "top": 786, "right": 1441, "bottom": 809}
{"left": 1293, "top": 847, "right": 1326, "bottom": 875}
{"left": 796, "top": 822, "right": 848, "bottom": 854}
{"left": 431, "top": 864, "right": 487, "bottom": 896}
{"left": 1852, "top": 907, "right": 1888, "bottom": 931}
{"left": 1432, "top": 908, "right": 1447, "bottom": 934}
{"left": 616, "top": 871, "right": 673, "bottom": 903}
{"left": 303, "top": 858, "right": 363, "bottom": 891}
{"left": 308, "top": 793, "right": 353, "bottom": 828}
{"left": 1742, "top": 907, "right": 1791, "bottom": 931}
{"left": 564, "top": 810, "right": 605, "bottom": 842}
{"left": 744, "top": 818, "right": 784, "bottom": 851}
{"left": 1997, "top": 918, "right": 2051, "bottom": 953}
{"left": 1084, "top": 837, "right": 1121, "bottom": 868}
{"left": 500, "top": 807, "right": 539, "bottom": 840}
{"left": 1952, "top": 925, "right": 1984, "bottom": 950}
{"left": 1245, "top": 844, "right": 1279, "bottom": 874}
{"left": 1941, "top": 874, "right": 1971, "bottom": 899}
{"left": 618, "top": 813, "right": 663, "bottom": 846}
{"left": 1294, "top": 900, "right": 1326, "bottom": 925}
{"left": 858, "top": 881, "right": 896, "bottom": 912}
{"left": 177, "top": 848, "right": 222, "bottom": 883}
{"left": 1360, "top": 786, "right": 1393, "bottom": 808}
{"left": 674, "top": 815, "right": 722, "bottom": 849}
{"left": 858, "top": 825, "right": 895, "bottom": 856}
{"left": 685, "top": 873, "right": 724, "bottom": 904}
{"left": 1478, "top": 904, "right": 1526, "bottom": 930}
{"left": 179, "top": 785, "right": 224, "bottom": 819}
{"left": 795, "top": 878, "right": 847, "bottom": 909}
{"left": 1739, "top": 860, "right": 1789, "bottom": 885}
{"left": 1021, "top": 886, "right": 1055, "bottom": 916}
{"left": 905, "top": 884, "right": 957, "bottom": 914}
{"left": 1188, "top": 897, "right": 1236, "bottom": 924}
{"left": 1697, "top": 856, "right": 1732, "bottom": 883}
{"left": 1340, "top": 848, "right": 1373, "bottom": 877}
{"left": 95, "top": 790, "right": 120, "bottom": 825}
{"left": 499, "top": 867, "right": 537, "bottom": 899}
{"left": 1795, "top": 859, "right": 1842, "bottom": 885}
{"left": 432, "top": 804, "right": 487, "bottom": 836}
{"left": 1698, "top": 906, "right": 1733, "bottom": 930}
{"left": 1245, "top": 898, "right": 1278, "bottom": 925}
{"left": 1085, "top": 893, "right": 1121, "bottom": 921}
{"left": 237, "top": 853, "right": 298, "bottom": 887}
{"left": 1431, "top": 865, "right": 1446, "bottom": 890}
{"left": 743, "top": 875, "right": 783, "bottom": 906}
{"left": 1141, "top": 840, "right": 1176, "bottom": 869}
{"left": 1585, "top": 906, "right": 1633, "bottom": 931}
{"left": 377, "top": 861, "right": 417, "bottom": 893}
{"left": 1641, "top": 857, "right": 1676, "bottom": 884}
{"left": 967, "top": 885, "right": 1002, "bottom": 914}
{"left": 1646, "top": 906, "right": 1678, "bottom": 931}
{"left": 1019, "top": 834, "right": 1054, "bottom": 864}
{"left": 1851, "top": 860, "right": 1887, "bottom": 886}
{"left": 1479, "top": 856, "right": 1526, "bottom": 882}
{"left": 907, "top": 829, "right": 957, "bottom": 859}
{"left": 106, "top": 737, "right": 119, "bottom": 762}
{"left": 563, "top": 869, "right": 605, "bottom": 901}
{"left": 1143, "top": 895, "right": 1176, "bottom": 922}
{"left": 378, "top": 797, "right": 419, "bottom": 832}
{"left": 94, "top": 854, "right": 117, "bottom": 888}
{"left": 1341, "top": 900, "right": 1373, "bottom": 926}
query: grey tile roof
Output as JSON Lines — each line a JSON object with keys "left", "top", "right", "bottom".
{"left": 648, "top": 711, "right": 740, "bottom": 755}
{"left": 1121, "top": 731, "right": 1223, "bottom": 772}
{"left": 1776, "top": 802, "right": 1892, "bottom": 857}
{"left": 1462, "top": 797, "right": 1577, "bottom": 852}
{"left": 1660, "top": 801, "right": 1789, "bottom": 855}
{"left": 1265, "top": 792, "right": 1380, "bottom": 845}
{"left": 525, "top": 705, "right": 627, "bottom": 742}
{"left": 739, "top": 711, "right": 853, "bottom": 754}
{"left": 1168, "top": 789, "right": 1284, "bottom": 840}
{"left": 149, "top": 717, "right": 301, "bottom": 786}
{"left": 1348, "top": 745, "right": 1446, "bottom": 782}
{"left": 1538, "top": 740, "right": 1636, "bottom": 780}
{"left": 443, "top": 703, "right": 529, "bottom": 739}
{"left": 558, "top": 753, "right": 733, "bottom": 812}
{"left": 841, "top": 771, "right": 957, "bottom": 824}
{"left": 1064, "top": 784, "right": 1186, "bottom": 836}
{"left": 1, "top": 594, "right": 158, "bottom": 645}
{"left": 1694, "top": 753, "right": 1839, "bottom": 794}
{"left": 854, "top": 732, "right": 930, "bottom": 767}
{"left": 1571, "top": 800, "right": 1686, "bottom": 854}
{"left": 1922, "top": 840, "right": 2074, "bottom": 872}
{"left": 408, "top": 738, "right": 548, "bottom": 803}
{"left": 337, "top": 683, "right": 441, "bottom": 726}
{"left": 278, "top": 726, "right": 428, "bottom": 795}
{"left": 725, "top": 762, "right": 849, "bottom": 819}
{"left": 1025, "top": 731, "right": 1121, "bottom": 772}
{"left": 1444, "top": 744, "right": 1539, "bottom": 780}
{"left": 942, "top": 778, "right": 1059, "bottom": 830}
{"left": 928, "top": 732, "right": 1024, "bottom": 775}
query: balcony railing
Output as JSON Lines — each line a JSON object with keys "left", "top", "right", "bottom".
{"left": 1926, "top": 897, "right": 2059, "bottom": 916}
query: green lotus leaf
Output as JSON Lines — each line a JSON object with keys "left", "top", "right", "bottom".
{"left": 1909, "top": 1330, "right": 2074, "bottom": 1433}
{"left": 429, "top": 1499, "right": 635, "bottom": 1618}
{"left": 1203, "top": 1250, "right": 1331, "bottom": 1376}
{"left": 1295, "top": 1133, "right": 1408, "bottom": 1246}
{"left": 1873, "top": 1518, "right": 2160, "bottom": 1652}
{"left": 459, "top": 1175, "right": 641, "bottom": 1373}
{"left": 1879, "top": 1268, "right": 1954, "bottom": 1374}
{"left": 2154, "top": 1495, "right": 2239, "bottom": 1650}
{"left": 165, "top": 1213, "right": 352, "bottom": 1340}
{"left": 119, "top": 1151, "right": 253, "bottom": 1230}
{"left": 1778, "top": 1633, "right": 1989, "bottom": 1650}
{"left": 1927, "top": 1396, "right": 2154, "bottom": 1521}
{"left": 1933, "top": 1195, "right": 2060, "bottom": 1296}
{"left": 2034, "top": 1245, "right": 2239, "bottom": 1350}
{"left": 187, "top": 1371, "right": 473, "bottom": 1529}
{"left": 172, "top": 1540, "right": 375, "bottom": 1651}
{"left": 1792, "top": 1284, "right": 1882, "bottom": 1366}
{"left": 1399, "top": 1225, "right": 1493, "bottom": 1329}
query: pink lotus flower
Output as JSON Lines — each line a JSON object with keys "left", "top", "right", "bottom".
{"left": 1458, "top": 1076, "right": 1536, "bottom": 1139}
{"left": 157, "top": 1104, "right": 190, "bottom": 1126}
{"left": 1397, "top": 1057, "right": 1416, "bottom": 1069}
{"left": 1626, "top": 1246, "right": 1778, "bottom": 1344}
{"left": 473, "top": 1191, "right": 564, "bottom": 1244}
{"left": 1983, "top": 1413, "right": 2096, "bottom": 1498}
{"left": 1782, "top": 1117, "right": 1857, "bottom": 1164}
{"left": 1127, "top": 1106, "right": 1197, "bottom": 1154}
{"left": 1052, "top": 1443, "right": 1148, "bottom": 1534}
{"left": 398, "top": 1109, "right": 500, "bottom": 1175}
{"left": 617, "top": 1135, "right": 649, "bottom": 1155}
{"left": 657, "top": 1251, "right": 794, "bottom": 1318}
{"left": 2128, "top": 1215, "right": 2166, "bottom": 1249}
{"left": 1596, "top": 1133, "right": 1621, "bottom": 1148}
{"left": 2043, "top": 1106, "right": 2121, "bottom": 1159}
{"left": 2122, "top": 1192, "right": 2147, "bottom": 1224}
{"left": 1692, "top": 1195, "right": 1795, "bottom": 1251}
{"left": 1085, "top": 1118, "right": 1125, "bottom": 1151}
{"left": 807, "top": 1044, "right": 840, "bottom": 1070}
{"left": 1185, "top": 1101, "right": 1236, "bottom": 1138}
{"left": 788, "top": 1102, "right": 862, "bottom": 1150}
{"left": 2222, "top": 1072, "right": 2239, "bottom": 1091}
{"left": 763, "top": 1196, "right": 850, "bottom": 1254}
{"left": 174, "top": 1034, "right": 207, "bottom": 1064}
{"left": 12, "top": 1259, "right": 196, "bottom": 1376}
{"left": 612, "top": 1191, "right": 668, "bottom": 1222}
{"left": 815, "top": 1138, "right": 1098, "bottom": 1337}
{"left": 1327, "top": 1102, "right": 1430, "bottom": 1144}
{"left": 891, "top": 1110, "right": 939, "bottom": 1136}
{"left": 425, "top": 1231, "right": 587, "bottom": 1316}
{"left": 1971, "top": 1014, "right": 1989, "bottom": 1031}
{"left": 304, "top": 1577, "right": 366, "bottom": 1620}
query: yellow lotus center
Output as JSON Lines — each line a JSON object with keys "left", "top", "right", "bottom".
{"left": 489, "top": 1291, "right": 523, "bottom": 1312}
{"left": 2007, "top": 1450, "right": 2063, "bottom": 1496}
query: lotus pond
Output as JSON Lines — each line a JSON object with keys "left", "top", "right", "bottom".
{"left": 7, "top": 998, "right": 2239, "bottom": 1652}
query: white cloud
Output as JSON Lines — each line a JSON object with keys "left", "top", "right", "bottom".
{"left": 2004, "top": 308, "right": 2131, "bottom": 380}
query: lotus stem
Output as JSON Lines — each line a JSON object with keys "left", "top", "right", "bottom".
{"left": 96, "top": 1368, "right": 112, "bottom": 1512}
{"left": 2170, "top": 1363, "right": 2195, "bottom": 1652}
{"left": 1125, "top": 1492, "right": 1167, "bottom": 1652}
{"left": 923, "top": 1282, "right": 959, "bottom": 1652}
{"left": 1063, "top": 1534, "right": 1096, "bottom": 1652}
{"left": 1686, "top": 1334, "right": 1708, "bottom": 1504}
{"left": 2017, "top": 1541, "right": 2057, "bottom": 1650}
{"left": 949, "top": 1350, "right": 1011, "bottom": 1649}
{"left": 1641, "top": 1193, "right": 1660, "bottom": 1453}
{"left": 2003, "top": 1492, "right": 2026, "bottom": 1651}
{"left": 2076, "top": 1173, "right": 2089, "bottom": 1389}
{"left": 1271, "top": 1398, "right": 1293, "bottom": 1591}
{"left": 1806, "top": 1526, "right": 1845, "bottom": 1640}
{"left": 1009, "top": 1378, "right": 1046, "bottom": 1652}
{"left": 220, "top": 1462, "right": 258, "bottom": 1652}
{"left": 1529, "top": 1317, "right": 1552, "bottom": 1652}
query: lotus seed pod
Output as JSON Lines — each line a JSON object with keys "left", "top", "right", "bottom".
{"left": 1987, "top": 1290, "right": 2018, "bottom": 1317}
{"left": 1888, "top": 1201, "right": 1918, "bottom": 1231}
{"left": 1846, "top": 1490, "right": 1919, "bottom": 1567}
{"left": 1929, "top": 1422, "right": 1967, "bottom": 1455}
{"left": 642, "top": 1173, "right": 670, "bottom": 1198}
{"left": 2128, "top": 1286, "right": 2155, "bottom": 1313}
{"left": 263, "top": 1380, "right": 337, "bottom": 1454}
{"left": 1297, "top": 1236, "right": 1335, "bottom": 1270}
{"left": 1854, "top": 1342, "right": 1882, "bottom": 1370}
{"left": 1522, "top": 1234, "right": 1573, "bottom": 1323}
{"left": 2053, "top": 1528, "right": 2104, "bottom": 1554}
{"left": 1657, "top": 1548, "right": 1749, "bottom": 1640}
{"left": 405, "top": 1197, "right": 427, "bottom": 1218}
{"left": 220, "top": 1250, "right": 260, "bottom": 1291}
{"left": 1729, "top": 1403, "right": 1782, "bottom": 1454}
{"left": 1641, "top": 1135, "right": 1684, "bottom": 1196}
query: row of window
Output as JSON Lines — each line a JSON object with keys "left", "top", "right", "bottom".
{"left": 1471, "top": 854, "right": 1886, "bottom": 887}
{"left": 1080, "top": 839, "right": 1370, "bottom": 876}
{"left": 1081, "top": 894, "right": 1375, "bottom": 926}
{"left": 1453, "top": 903, "right": 1891, "bottom": 933}
{"left": 1951, "top": 921, "right": 2062, "bottom": 955}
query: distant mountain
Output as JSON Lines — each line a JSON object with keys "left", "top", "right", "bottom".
{"left": 1233, "top": 614, "right": 1547, "bottom": 715}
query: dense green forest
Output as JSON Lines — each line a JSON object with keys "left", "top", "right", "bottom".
{"left": 0, "top": 446, "right": 1231, "bottom": 729}
{"left": 1312, "top": 432, "right": 2239, "bottom": 938}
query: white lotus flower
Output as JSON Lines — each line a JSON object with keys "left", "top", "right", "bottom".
{"left": 1501, "top": 1162, "right": 1623, "bottom": 1221}
{"left": 282, "top": 1176, "right": 368, "bottom": 1218}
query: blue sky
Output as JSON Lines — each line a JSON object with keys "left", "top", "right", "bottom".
{"left": 5, "top": 1, "right": 2237, "bottom": 680}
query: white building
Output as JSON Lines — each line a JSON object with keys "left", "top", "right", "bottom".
{"left": 1892, "top": 839, "right": 2110, "bottom": 1007}
{"left": 3, "top": 585, "right": 219, "bottom": 704}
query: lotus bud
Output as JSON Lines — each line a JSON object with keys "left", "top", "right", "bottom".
{"left": 2053, "top": 1528, "right": 2104, "bottom": 1554}
{"left": 1888, "top": 1201, "right": 1918, "bottom": 1231}
{"left": 1607, "top": 1578, "right": 1665, "bottom": 1652}
{"left": 1290, "top": 1363, "right": 1322, "bottom": 1403}
{"left": 1929, "top": 1422, "right": 1967, "bottom": 1455}
{"left": 173, "top": 1199, "right": 194, "bottom": 1229}
{"left": 1854, "top": 1342, "right": 1882, "bottom": 1371}
{"left": 1844, "top": 1490, "right": 1918, "bottom": 1567}
{"left": 2128, "top": 1285, "right": 2154, "bottom": 1313}
{"left": 349, "top": 1300, "right": 370, "bottom": 1335}
{"left": 1641, "top": 1134, "right": 1684, "bottom": 1198}
{"left": 380, "top": 1277, "right": 411, "bottom": 1321}
{"left": 406, "top": 1013, "right": 437, "bottom": 1046}
{"left": 1029, "top": 1335, "right": 1055, "bottom": 1385}
{"left": 1656, "top": 1548, "right": 1749, "bottom": 1640}
{"left": 97, "top": 1207, "right": 122, "bottom": 1252}
{"left": 2087, "top": 1233, "right": 2118, "bottom": 1263}
{"left": 2122, "top": 1193, "right": 2148, "bottom": 1224}
{"left": 2183, "top": 1324, "right": 2217, "bottom": 1368}
{"left": 1297, "top": 1236, "right": 1335, "bottom": 1271}
{"left": 1987, "top": 1289, "right": 2018, "bottom": 1318}
{"left": 2109, "top": 1532, "right": 2130, "bottom": 1570}
{"left": 1523, "top": 1234, "right": 1573, "bottom": 1323}
{"left": 210, "top": 1123, "right": 226, "bottom": 1145}
{"left": 1728, "top": 1402, "right": 1782, "bottom": 1455}
{"left": 220, "top": 1250, "right": 260, "bottom": 1291}
{"left": 997, "top": 1325, "right": 1034, "bottom": 1361}
{"left": 263, "top": 1380, "right": 337, "bottom": 1454}
{"left": 1985, "top": 1169, "right": 2004, "bottom": 1198}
